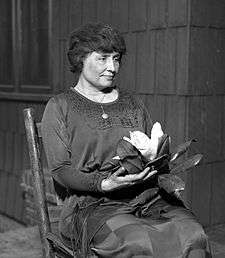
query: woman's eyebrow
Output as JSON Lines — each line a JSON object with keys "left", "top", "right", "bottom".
{"left": 96, "top": 52, "right": 109, "bottom": 57}
{"left": 98, "top": 52, "right": 120, "bottom": 57}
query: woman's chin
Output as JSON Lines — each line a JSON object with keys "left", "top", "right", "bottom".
{"left": 97, "top": 82, "right": 115, "bottom": 91}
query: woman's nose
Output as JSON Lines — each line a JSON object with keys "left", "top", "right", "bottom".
{"left": 106, "top": 58, "right": 116, "bottom": 72}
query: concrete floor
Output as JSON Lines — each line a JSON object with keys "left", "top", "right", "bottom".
{"left": 1, "top": 214, "right": 225, "bottom": 257}
{"left": 1, "top": 225, "right": 224, "bottom": 257}
{"left": 206, "top": 224, "right": 225, "bottom": 258}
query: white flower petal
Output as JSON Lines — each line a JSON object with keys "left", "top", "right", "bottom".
{"left": 151, "top": 122, "right": 164, "bottom": 139}
{"left": 112, "top": 156, "right": 120, "bottom": 160}
{"left": 123, "top": 136, "right": 132, "bottom": 143}
{"left": 120, "top": 124, "right": 164, "bottom": 161}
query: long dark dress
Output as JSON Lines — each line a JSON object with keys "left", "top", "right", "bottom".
{"left": 41, "top": 88, "right": 211, "bottom": 257}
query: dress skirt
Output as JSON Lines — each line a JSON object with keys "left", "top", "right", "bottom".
{"left": 59, "top": 196, "right": 211, "bottom": 258}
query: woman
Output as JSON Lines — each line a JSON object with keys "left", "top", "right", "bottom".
{"left": 42, "top": 23, "right": 210, "bottom": 257}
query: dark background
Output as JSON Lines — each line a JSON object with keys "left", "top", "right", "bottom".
{"left": 0, "top": 0, "right": 224, "bottom": 228}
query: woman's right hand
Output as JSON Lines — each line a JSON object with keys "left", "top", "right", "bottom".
{"left": 101, "top": 166, "right": 157, "bottom": 192}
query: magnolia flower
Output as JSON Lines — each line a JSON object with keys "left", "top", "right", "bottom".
{"left": 123, "top": 122, "right": 164, "bottom": 161}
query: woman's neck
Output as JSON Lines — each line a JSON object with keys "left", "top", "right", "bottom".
{"left": 73, "top": 82, "right": 118, "bottom": 103}
{"left": 75, "top": 82, "right": 110, "bottom": 95}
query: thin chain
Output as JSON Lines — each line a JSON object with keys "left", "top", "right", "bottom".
{"left": 100, "top": 104, "right": 109, "bottom": 119}
{"left": 74, "top": 86, "right": 109, "bottom": 119}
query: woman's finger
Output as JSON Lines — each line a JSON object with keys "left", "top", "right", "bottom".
{"left": 113, "top": 166, "right": 126, "bottom": 176}
{"left": 131, "top": 167, "right": 150, "bottom": 180}
{"left": 143, "top": 170, "right": 157, "bottom": 180}
{"left": 120, "top": 167, "right": 150, "bottom": 182}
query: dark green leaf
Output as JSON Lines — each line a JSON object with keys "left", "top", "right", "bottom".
{"left": 170, "top": 154, "right": 203, "bottom": 175}
{"left": 116, "top": 139, "right": 139, "bottom": 159}
{"left": 158, "top": 174, "right": 185, "bottom": 194}
{"left": 157, "top": 134, "right": 170, "bottom": 156}
{"left": 116, "top": 139, "right": 144, "bottom": 174}
{"left": 119, "top": 156, "right": 144, "bottom": 174}
{"left": 170, "top": 139, "right": 197, "bottom": 162}
{"left": 145, "top": 154, "right": 169, "bottom": 170}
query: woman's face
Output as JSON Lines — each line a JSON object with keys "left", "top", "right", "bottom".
{"left": 80, "top": 51, "right": 121, "bottom": 90}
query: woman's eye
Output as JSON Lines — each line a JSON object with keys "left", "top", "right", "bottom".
{"left": 98, "top": 57, "right": 106, "bottom": 61}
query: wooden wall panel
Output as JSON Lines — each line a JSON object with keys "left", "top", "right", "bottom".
{"left": 13, "top": 179, "right": 25, "bottom": 220}
{"left": 191, "top": 164, "right": 212, "bottom": 227}
{"left": 164, "top": 96, "right": 187, "bottom": 148}
{"left": 168, "top": 0, "right": 188, "bottom": 27}
{"left": 148, "top": 0, "right": 167, "bottom": 29}
{"left": 120, "top": 33, "right": 137, "bottom": 91}
{"left": 0, "top": 173, "right": 8, "bottom": 212}
{"left": 97, "top": 0, "right": 112, "bottom": 25}
{"left": 13, "top": 133, "right": 23, "bottom": 172}
{"left": 176, "top": 27, "right": 188, "bottom": 95}
{"left": 82, "top": 0, "right": 97, "bottom": 24}
{"left": 204, "top": 97, "right": 224, "bottom": 162}
{"left": 188, "top": 28, "right": 217, "bottom": 95}
{"left": 188, "top": 96, "right": 224, "bottom": 163}
{"left": 211, "top": 162, "right": 225, "bottom": 225}
{"left": 155, "top": 29, "right": 176, "bottom": 94}
{"left": 5, "top": 132, "right": 14, "bottom": 173}
{"left": 20, "top": 0, "right": 50, "bottom": 87}
{"left": 111, "top": 0, "right": 129, "bottom": 33}
{"left": 51, "top": 38, "right": 61, "bottom": 93}
{"left": 129, "top": 0, "right": 147, "bottom": 32}
{"left": 58, "top": 0, "right": 70, "bottom": 38}
{"left": 68, "top": 0, "right": 82, "bottom": 32}
{"left": 0, "top": 0, "right": 13, "bottom": 85}
{"left": 136, "top": 31, "right": 155, "bottom": 94}
{"left": 0, "top": 102, "right": 8, "bottom": 131}
{"left": 141, "top": 95, "right": 155, "bottom": 121}
{"left": 5, "top": 175, "right": 17, "bottom": 217}
{"left": 190, "top": 0, "right": 209, "bottom": 27}
{"left": 0, "top": 99, "right": 47, "bottom": 223}
{"left": 51, "top": 0, "right": 61, "bottom": 39}
{"left": 144, "top": 95, "right": 167, "bottom": 128}
{"left": 59, "top": 39, "right": 68, "bottom": 92}
{"left": 62, "top": 39, "right": 76, "bottom": 91}
{"left": 0, "top": 131, "right": 5, "bottom": 170}
{"left": 222, "top": 97, "right": 225, "bottom": 159}
{"left": 214, "top": 29, "right": 225, "bottom": 94}
{"left": 191, "top": 0, "right": 225, "bottom": 28}
{"left": 187, "top": 97, "right": 206, "bottom": 158}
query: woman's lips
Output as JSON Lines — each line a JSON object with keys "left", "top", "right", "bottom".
{"left": 102, "top": 75, "right": 114, "bottom": 80}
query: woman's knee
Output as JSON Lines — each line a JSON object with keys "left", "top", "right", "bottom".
{"left": 182, "top": 224, "right": 209, "bottom": 257}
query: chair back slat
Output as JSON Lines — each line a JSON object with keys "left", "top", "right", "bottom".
{"left": 23, "top": 108, "right": 54, "bottom": 258}
{"left": 36, "top": 122, "right": 42, "bottom": 138}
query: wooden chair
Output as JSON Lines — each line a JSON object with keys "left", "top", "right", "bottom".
{"left": 23, "top": 108, "right": 74, "bottom": 258}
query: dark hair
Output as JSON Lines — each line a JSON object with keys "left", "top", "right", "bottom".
{"left": 67, "top": 23, "right": 126, "bottom": 73}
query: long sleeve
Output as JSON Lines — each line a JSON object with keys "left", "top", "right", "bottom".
{"left": 41, "top": 97, "right": 105, "bottom": 193}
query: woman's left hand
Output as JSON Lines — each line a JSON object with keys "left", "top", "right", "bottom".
{"left": 101, "top": 167, "right": 157, "bottom": 192}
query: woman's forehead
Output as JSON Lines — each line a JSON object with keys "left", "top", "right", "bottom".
{"left": 92, "top": 51, "right": 120, "bottom": 56}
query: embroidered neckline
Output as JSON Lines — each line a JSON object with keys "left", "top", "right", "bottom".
{"left": 65, "top": 89, "right": 142, "bottom": 130}
{"left": 69, "top": 87, "right": 120, "bottom": 106}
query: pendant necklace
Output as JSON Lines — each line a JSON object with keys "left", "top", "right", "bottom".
{"left": 74, "top": 87, "right": 109, "bottom": 119}
{"left": 100, "top": 105, "right": 109, "bottom": 119}
{"left": 99, "top": 93, "right": 109, "bottom": 119}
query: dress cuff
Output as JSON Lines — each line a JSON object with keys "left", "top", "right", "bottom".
{"left": 95, "top": 173, "right": 109, "bottom": 193}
